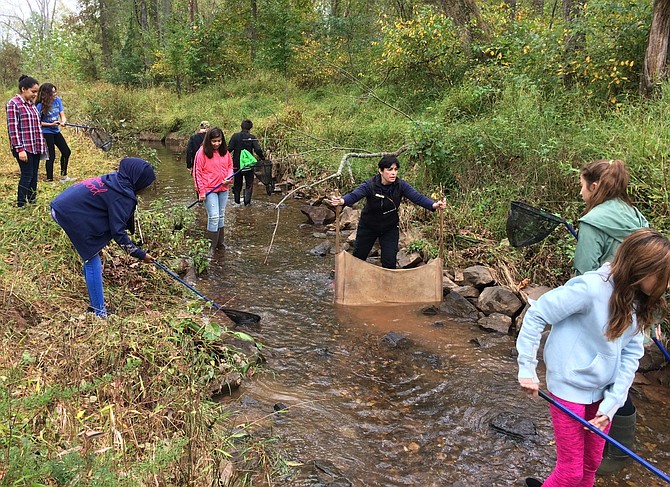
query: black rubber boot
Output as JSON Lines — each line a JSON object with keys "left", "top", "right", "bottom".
{"left": 206, "top": 230, "right": 218, "bottom": 258}
{"left": 524, "top": 478, "right": 542, "bottom": 487}
{"left": 244, "top": 188, "right": 252, "bottom": 206}
{"left": 597, "top": 406, "right": 636, "bottom": 474}
{"left": 233, "top": 190, "right": 241, "bottom": 204}
{"left": 216, "top": 227, "right": 225, "bottom": 250}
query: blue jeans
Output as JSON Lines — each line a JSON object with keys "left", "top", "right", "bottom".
{"left": 83, "top": 254, "right": 107, "bottom": 317}
{"left": 14, "top": 150, "right": 40, "bottom": 207}
{"left": 205, "top": 190, "right": 229, "bottom": 232}
{"left": 52, "top": 208, "right": 106, "bottom": 317}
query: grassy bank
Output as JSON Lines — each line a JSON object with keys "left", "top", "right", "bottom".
{"left": 0, "top": 116, "right": 280, "bottom": 484}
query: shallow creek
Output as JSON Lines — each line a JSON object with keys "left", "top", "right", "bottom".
{"left": 145, "top": 141, "right": 670, "bottom": 487}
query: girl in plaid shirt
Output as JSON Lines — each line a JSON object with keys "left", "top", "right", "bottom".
{"left": 6, "top": 75, "right": 46, "bottom": 207}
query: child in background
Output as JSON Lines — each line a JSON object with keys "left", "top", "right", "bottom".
{"left": 6, "top": 75, "right": 46, "bottom": 207}
{"left": 517, "top": 228, "right": 670, "bottom": 487}
{"left": 185, "top": 120, "right": 209, "bottom": 172}
{"left": 50, "top": 157, "right": 156, "bottom": 318}
{"left": 228, "top": 119, "right": 264, "bottom": 206}
{"left": 574, "top": 159, "right": 647, "bottom": 276}
{"left": 36, "top": 83, "right": 73, "bottom": 182}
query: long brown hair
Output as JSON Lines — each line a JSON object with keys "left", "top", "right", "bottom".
{"left": 202, "top": 127, "right": 228, "bottom": 159}
{"left": 36, "top": 83, "right": 57, "bottom": 117}
{"left": 581, "top": 159, "right": 631, "bottom": 213}
{"left": 607, "top": 228, "right": 670, "bottom": 340}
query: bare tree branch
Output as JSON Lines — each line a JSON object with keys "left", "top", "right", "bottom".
{"left": 0, "top": 0, "right": 59, "bottom": 43}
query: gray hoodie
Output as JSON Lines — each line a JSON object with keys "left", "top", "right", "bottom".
{"left": 573, "top": 198, "right": 648, "bottom": 276}
{"left": 517, "top": 264, "right": 644, "bottom": 419}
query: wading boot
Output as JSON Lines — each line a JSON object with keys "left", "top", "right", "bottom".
{"left": 206, "top": 230, "right": 218, "bottom": 259}
{"left": 244, "top": 188, "right": 253, "bottom": 206}
{"left": 216, "top": 227, "right": 225, "bottom": 250}
{"left": 597, "top": 406, "right": 636, "bottom": 475}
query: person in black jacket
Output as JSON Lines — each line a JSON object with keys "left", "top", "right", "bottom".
{"left": 330, "top": 155, "right": 446, "bottom": 269}
{"left": 50, "top": 157, "right": 156, "bottom": 317}
{"left": 228, "top": 119, "right": 265, "bottom": 205}
{"left": 185, "top": 121, "right": 209, "bottom": 171}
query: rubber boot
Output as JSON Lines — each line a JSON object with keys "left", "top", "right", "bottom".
{"left": 206, "top": 230, "right": 218, "bottom": 258}
{"left": 597, "top": 406, "right": 636, "bottom": 475}
{"left": 524, "top": 478, "right": 542, "bottom": 487}
{"left": 233, "top": 189, "right": 241, "bottom": 204}
{"left": 216, "top": 227, "right": 225, "bottom": 250}
{"left": 244, "top": 188, "right": 252, "bottom": 206}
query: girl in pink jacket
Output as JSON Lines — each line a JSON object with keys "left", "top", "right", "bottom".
{"left": 192, "top": 127, "right": 233, "bottom": 257}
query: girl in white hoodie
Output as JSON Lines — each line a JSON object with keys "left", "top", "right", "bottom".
{"left": 517, "top": 228, "right": 670, "bottom": 487}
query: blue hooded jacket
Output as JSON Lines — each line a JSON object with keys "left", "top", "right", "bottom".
{"left": 51, "top": 157, "right": 156, "bottom": 262}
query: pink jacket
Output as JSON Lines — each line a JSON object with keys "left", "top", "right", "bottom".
{"left": 192, "top": 148, "right": 233, "bottom": 198}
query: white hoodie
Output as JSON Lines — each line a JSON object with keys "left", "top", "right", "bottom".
{"left": 516, "top": 264, "right": 644, "bottom": 419}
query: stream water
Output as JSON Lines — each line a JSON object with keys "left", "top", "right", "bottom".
{"left": 144, "top": 141, "right": 670, "bottom": 487}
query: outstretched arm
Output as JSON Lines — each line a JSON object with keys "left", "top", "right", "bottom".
{"left": 399, "top": 180, "right": 439, "bottom": 211}
{"left": 331, "top": 181, "right": 371, "bottom": 207}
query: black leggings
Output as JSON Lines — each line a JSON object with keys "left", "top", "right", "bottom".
{"left": 353, "top": 222, "right": 400, "bottom": 269}
{"left": 44, "top": 132, "right": 71, "bottom": 180}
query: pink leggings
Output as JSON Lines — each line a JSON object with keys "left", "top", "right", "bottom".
{"left": 543, "top": 393, "right": 612, "bottom": 487}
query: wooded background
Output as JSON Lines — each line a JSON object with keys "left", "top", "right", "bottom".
{"left": 1, "top": 0, "right": 668, "bottom": 99}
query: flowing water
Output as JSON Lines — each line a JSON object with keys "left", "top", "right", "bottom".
{"left": 144, "top": 141, "right": 670, "bottom": 487}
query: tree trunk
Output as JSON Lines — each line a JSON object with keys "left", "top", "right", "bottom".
{"left": 641, "top": 0, "right": 670, "bottom": 96}
{"left": 504, "top": 0, "right": 517, "bottom": 21}
{"left": 139, "top": 0, "right": 151, "bottom": 71}
{"left": 188, "top": 0, "right": 197, "bottom": 24}
{"left": 428, "top": 0, "right": 489, "bottom": 42}
{"left": 392, "top": 0, "right": 413, "bottom": 21}
{"left": 330, "top": 0, "right": 339, "bottom": 17}
{"left": 250, "top": 0, "right": 258, "bottom": 61}
{"left": 98, "top": 0, "right": 113, "bottom": 70}
{"left": 563, "top": 0, "right": 585, "bottom": 51}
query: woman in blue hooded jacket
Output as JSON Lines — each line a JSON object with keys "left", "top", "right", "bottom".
{"left": 50, "top": 157, "right": 156, "bottom": 317}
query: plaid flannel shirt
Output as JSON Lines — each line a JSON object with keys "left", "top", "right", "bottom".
{"left": 6, "top": 95, "right": 46, "bottom": 155}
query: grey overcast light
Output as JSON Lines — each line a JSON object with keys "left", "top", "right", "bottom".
{"left": 0, "top": 0, "right": 78, "bottom": 20}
